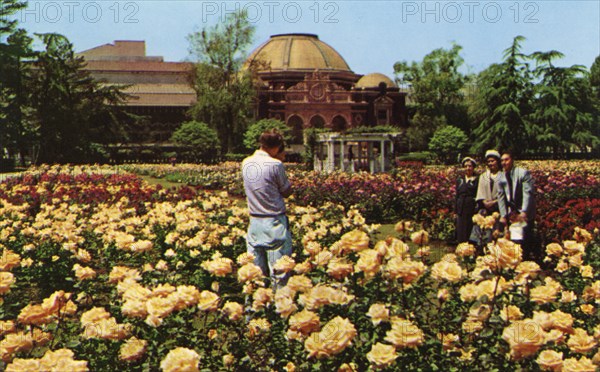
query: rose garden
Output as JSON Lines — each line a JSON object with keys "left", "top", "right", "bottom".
{"left": 0, "top": 160, "right": 598, "bottom": 371}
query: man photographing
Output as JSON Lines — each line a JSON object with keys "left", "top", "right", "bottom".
{"left": 241, "top": 129, "right": 292, "bottom": 288}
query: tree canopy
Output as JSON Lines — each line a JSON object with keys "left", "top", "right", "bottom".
{"left": 187, "top": 10, "right": 257, "bottom": 154}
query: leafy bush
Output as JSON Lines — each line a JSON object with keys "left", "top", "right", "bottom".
{"left": 243, "top": 119, "right": 291, "bottom": 150}
{"left": 171, "top": 121, "right": 220, "bottom": 158}
{"left": 428, "top": 125, "right": 468, "bottom": 164}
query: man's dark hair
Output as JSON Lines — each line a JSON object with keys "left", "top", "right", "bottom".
{"left": 501, "top": 149, "right": 515, "bottom": 159}
{"left": 259, "top": 129, "right": 284, "bottom": 149}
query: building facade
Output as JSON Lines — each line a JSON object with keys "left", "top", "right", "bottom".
{"left": 77, "top": 40, "right": 195, "bottom": 144}
{"left": 79, "top": 36, "right": 407, "bottom": 154}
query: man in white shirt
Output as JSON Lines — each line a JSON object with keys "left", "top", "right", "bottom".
{"left": 241, "top": 129, "right": 292, "bottom": 288}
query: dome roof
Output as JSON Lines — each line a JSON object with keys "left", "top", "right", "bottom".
{"left": 246, "top": 33, "right": 352, "bottom": 72}
{"left": 356, "top": 73, "right": 397, "bottom": 88}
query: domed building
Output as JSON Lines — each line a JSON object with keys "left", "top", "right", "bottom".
{"left": 247, "top": 34, "right": 408, "bottom": 146}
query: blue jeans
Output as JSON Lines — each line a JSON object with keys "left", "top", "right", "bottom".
{"left": 246, "top": 215, "right": 292, "bottom": 288}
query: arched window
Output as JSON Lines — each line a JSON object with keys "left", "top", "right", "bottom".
{"left": 331, "top": 115, "right": 347, "bottom": 132}
{"left": 288, "top": 115, "right": 304, "bottom": 144}
{"left": 309, "top": 115, "right": 325, "bottom": 129}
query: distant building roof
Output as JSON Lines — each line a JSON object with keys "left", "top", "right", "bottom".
{"left": 356, "top": 73, "right": 397, "bottom": 88}
{"left": 79, "top": 40, "right": 195, "bottom": 107}
{"left": 246, "top": 33, "right": 352, "bottom": 72}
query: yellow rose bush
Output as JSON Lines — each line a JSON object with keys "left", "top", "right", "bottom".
{"left": 0, "top": 163, "right": 599, "bottom": 370}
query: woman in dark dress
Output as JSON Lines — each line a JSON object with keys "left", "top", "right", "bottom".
{"left": 455, "top": 157, "right": 479, "bottom": 243}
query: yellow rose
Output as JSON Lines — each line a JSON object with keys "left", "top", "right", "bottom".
{"left": 304, "top": 317, "right": 356, "bottom": 359}
{"left": 251, "top": 288, "right": 273, "bottom": 311}
{"left": 122, "top": 300, "right": 148, "bottom": 318}
{"left": 355, "top": 250, "right": 381, "bottom": 278}
{"left": 236, "top": 252, "right": 255, "bottom": 266}
{"left": 146, "top": 297, "right": 176, "bottom": 318}
{"left": 339, "top": 230, "right": 369, "bottom": 253}
{"left": 563, "top": 240, "right": 585, "bottom": 256}
{"left": 289, "top": 309, "right": 320, "bottom": 335}
{"left": 221, "top": 301, "right": 244, "bottom": 321}
{"left": 0, "top": 249, "right": 20, "bottom": 271}
{"left": 275, "top": 295, "right": 297, "bottom": 319}
{"left": 366, "top": 304, "right": 389, "bottom": 326}
{"left": 574, "top": 227, "right": 593, "bottom": 244}
{"left": 197, "top": 291, "right": 220, "bottom": 312}
{"left": 80, "top": 307, "right": 111, "bottom": 327}
{"left": 160, "top": 347, "right": 200, "bottom": 372}
{"left": 500, "top": 305, "right": 523, "bottom": 322}
{"left": 549, "top": 310, "right": 574, "bottom": 333}
{"left": 5, "top": 359, "right": 41, "bottom": 371}
{"left": 273, "top": 256, "right": 296, "bottom": 273}
{"left": 431, "top": 260, "right": 465, "bottom": 282}
{"left": 73, "top": 264, "right": 96, "bottom": 280}
{"left": 536, "top": 349, "right": 563, "bottom": 371}
{"left": 385, "top": 318, "right": 424, "bottom": 348}
{"left": 385, "top": 257, "right": 426, "bottom": 284}
{"left": 568, "top": 328, "right": 597, "bottom": 354}
{"left": 560, "top": 291, "right": 577, "bottom": 303}
{"left": 487, "top": 238, "right": 522, "bottom": 269}
{"left": 248, "top": 318, "right": 271, "bottom": 338}
{"left": 530, "top": 284, "right": 559, "bottom": 305}
{"left": 385, "top": 238, "right": 410, "bottom": 259}
{"left": 545, "top": 243, "right": 563, "bottom": 257}
{"left": 502, "top": 320, "right": 546, "bottom": 360}
{"left": 580, "top": 265, "right": 594, "bottom": 278}
{"left": 515, "top": 261, "right": 540, "bottom": 279}
{"left": 83, "top": 318, "right": 130, "bottom": 340}
{"left": 120, "top": 337, "right": 147, "bottom": 362}
{"left": 410, "top": 230, "right": 429, "bottom": 245}
{"left": 455, "top": 242, "right": 476, "bottom": 257}
{"left": 201, "top": 256, "right": 233, "bottom": 277}
{"left": 0, "top": 272, "right": 15, "bottom": 295}
{"left": 580, "top": 304, "right": 595, "bottom": 315}
{"left": 366, "top": 343, "right": 398, "bottom": 368}
{"left": 313, "top": 250, "right": 333, "bottom": 267}
{"left": 582, "top": 281, "right": 600, "bottom": 301}
{"left": 287, "top": 275, "right": 313, "bottom": 293}
{"left": 562, "top": 356, "right": 596, "bottom": 372}
{"left": 237, "top": 263, "right": 264, "bottom": 283}
{"left": 293, "top": 260, "right": 312, "bottom": 275}
{"left": 326, "top": 257, "right": 354, "bottom": 280}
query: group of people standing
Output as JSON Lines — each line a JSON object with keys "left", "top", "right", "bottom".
{"left": 455, "top": 150, "right": 538, "bottom": 260}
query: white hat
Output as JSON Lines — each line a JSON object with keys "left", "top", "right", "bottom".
{"left": 485, "top": 150, "right": 501, "bottom": 160}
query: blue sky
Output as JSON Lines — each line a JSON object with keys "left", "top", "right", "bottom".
{"left": 15, "top": 0, "right": 600, "bottom": 78}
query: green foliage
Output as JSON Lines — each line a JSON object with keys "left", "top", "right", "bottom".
{"left": 395, "top": 44, "right": 471, "bottom": 150}
{"left": 187, "top": 10, "right": 257, "bottom": 154}
{"left": 428, "top": 126, "right": 468, "bottom": 164}
{"left": 243, "top": 118, "right": 291, "bottom": 150}
{"left": 471, "top": 36, "right": 534, "bottom": 156}
{"left": 346, "top": 125, "right": 399, "bottom": 134}
{"left": 171, "top": 121, "right": 220, "bottom": 158}
{"left": 27, "top": 33, "right": 130, "bottom": 164}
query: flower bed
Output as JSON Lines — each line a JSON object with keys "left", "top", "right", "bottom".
{"left": 122, "top": 160, "right": 600, "bottom": 243}
{"left": 0, "top": 165, "right": 599, "bottom": 370}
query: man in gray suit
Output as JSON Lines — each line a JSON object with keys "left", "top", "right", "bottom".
{"left": 497, "top": 151, "right": 538, "bottom": 259}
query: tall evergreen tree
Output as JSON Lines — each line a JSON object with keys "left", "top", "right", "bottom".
{"left": 471, "top": 36, "right": 534, "bottom": 155}
{"left": 0, "top": 0, "right": 31, "bottom": 163}
{"left": 28, "top": 33, "right": 129, "bottom": 163}
{"left": 187, "top": 10, "right": 257, "bottom": 154}
{"left": 529, "top": 51, "right": 599, "bottom": 154}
